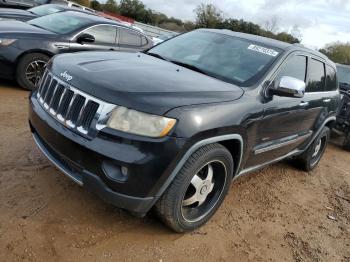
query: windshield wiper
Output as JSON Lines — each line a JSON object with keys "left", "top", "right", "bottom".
{"left": 170, "top": 60, "right": 209, "bottom": 76}
{"left": 146, "top": 52, "right": 169, "bottom": 61}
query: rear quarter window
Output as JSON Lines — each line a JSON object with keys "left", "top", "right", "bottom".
{"left": 119, "top": 28, "right": 141, "bottom": 46}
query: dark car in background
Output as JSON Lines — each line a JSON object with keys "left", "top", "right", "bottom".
{"left": 0, "top": 11, "right": 153, "bottom": 90}
{"left": 333, "top": 63, "right": 350, "bottom": 149}
{"left": 0, "top": 4, "right": 93, "bottom": 21}
{"left": 0, "top": 0, "right": 65, "bottom": 9}
{"left": 29, "top": 29, "right": 339, "bottom": 232}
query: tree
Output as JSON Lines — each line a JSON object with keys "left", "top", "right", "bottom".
{"left": 119, "top": 0, "right": 148, "bottom": 22}
{"left": 290, "top": 25, "right": 302, "bottom": 41}
{"left": 194, "top": 3, "right": 224, "bottom": 28}
{"left": 320, "top": 42, "right": 350, "bottom": 65}
{"left": 103, "top": 0, "right": 118, "bottom": 13}
{"left": 91, "top": 0, "right": 102, "bottom": 11}
{"left": 263, "top": 16, "right": 279, "bottom": 34}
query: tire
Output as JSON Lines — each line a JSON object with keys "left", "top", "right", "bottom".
{"left": 343, "top": 132, "right": 350, "bottom": 151}
{"left": 16, "top": 53, "right": 50, "bottom": 91}
{"left": 294, "top": 126, "right": 330, "bottom": 172}
{"left": 155, "top": 143, "right": 234, "bottom": 233}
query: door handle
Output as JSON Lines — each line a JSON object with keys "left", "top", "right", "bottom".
{"left": 323, "top": 98, "right": 331, "bottom": 103}
{"left": 299, "top": 101, "right": 309, "bottom": 106}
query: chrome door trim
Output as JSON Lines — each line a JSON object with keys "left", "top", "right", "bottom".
{"left": 254, "top": 132, "right": 312, "bottom": 155}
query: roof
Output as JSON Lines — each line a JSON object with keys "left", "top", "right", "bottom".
{"left": 200, "top": 29, "right": 331, "bottom": 63}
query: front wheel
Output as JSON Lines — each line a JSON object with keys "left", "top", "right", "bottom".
{"left": 16, "top": 53, "right": 49, "bottom": 91}
{"left": 294, "top": 126, "right": 330, "bottom": 172}
{"left": 155, "top": 143, "right": 234, "bottom": 233}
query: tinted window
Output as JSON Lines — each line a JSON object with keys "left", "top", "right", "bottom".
{"left": 306, "top": 59, "right": 325, "bottom": 92}
{"left": 276, "top": 55, "right": 306, "bottom": 84}
{"left": 325, "top": 65, "right": 337, "bottom": 91}
{"left": 147, "top": 31, "right": 282, "bottom": 86}
{"left": 83, "top": 25, "right": 116, "bottom": 44}
{"left": 120, "top": 28, "right": 141, "bottom": 46}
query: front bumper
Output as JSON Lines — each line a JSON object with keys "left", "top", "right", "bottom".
{"left": 29, "top": 93, "right": 187, "bottom": 214}
{"left": 0, "top": 54, "right": 15, "bottom": 80}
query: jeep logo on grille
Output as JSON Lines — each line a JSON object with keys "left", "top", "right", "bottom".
{"left": 60, "top": 71, "right": 73, "bottom": 82}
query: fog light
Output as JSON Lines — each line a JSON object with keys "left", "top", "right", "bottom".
{"left": 102, "top": 161, "right": 128, "bottom": 182}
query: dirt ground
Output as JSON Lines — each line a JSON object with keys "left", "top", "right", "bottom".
{"left": 0, "top": 83, "right": 349, "bottom": 262}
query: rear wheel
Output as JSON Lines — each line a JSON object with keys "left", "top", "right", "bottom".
{"left": 16, "top": 53, "right": 49, "bottom": 91}
{"left": 294, "top": 126, "right": 330, "bottom": 172}
{"left": 156, "top": 143, "right": 234, "bottom": 233}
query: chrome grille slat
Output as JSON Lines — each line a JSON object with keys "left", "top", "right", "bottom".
{"left": 36, "top": 70, "right": 113, "bottom": 137}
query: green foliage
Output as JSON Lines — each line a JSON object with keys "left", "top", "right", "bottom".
{"left": 103, "top": 0, "right": 118, "bottom": 13}
{"left": 90, "top": 0, "right": 102, "bottom": 11}
{"left": 195, "top": 4, "right": 299, "bottom": 44}
{"left": 194, "top": 3, "right": 223, "bottom": 28}
{"left": 92, "top": 0, "right": 300, "bottom": 44}
{"left": 119, "top": 0, "right": 147, "bottom": 21}
{"left": 320, "top": 42, "right": 350, "bottom": 65}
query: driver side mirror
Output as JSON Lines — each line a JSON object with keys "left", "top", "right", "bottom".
{"left": 77, "top": 33, "right": 95, "bottom": 44}
{"left": 271, "top": 76, "right": 306, "bottom": 98}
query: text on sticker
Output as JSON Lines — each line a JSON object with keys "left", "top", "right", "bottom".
{"left": 248, "top": 45, "right": 279, "bottom": 57}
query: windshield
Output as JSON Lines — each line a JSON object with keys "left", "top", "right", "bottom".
{"left": 337, "top": 65, "right": 350, "bottom": 85}
{"left": 29, "top": 5, "right": 63, "bottom": 16}
{"left": 147, "top": 30, "right": 282, "bottom": 86}
{"left": 28, "top": 12, "right": 92, "bottom": 34}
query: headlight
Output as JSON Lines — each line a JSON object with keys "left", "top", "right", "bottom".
{"left": 0, "top": 39, "right": 16, "bottom": 46}
{"left": 107, "top": 106, "right": 177, "bottom": 138}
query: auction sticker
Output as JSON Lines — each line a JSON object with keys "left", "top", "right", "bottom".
{"left": 248, "top": 44, "right": 279, "bottom": 57}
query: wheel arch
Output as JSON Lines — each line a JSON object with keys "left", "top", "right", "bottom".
{"left": 15, "top": 49, "right": 54, "bottom": 68}
{"left": 155, "top": 134, "right": 244, "bottom": 200}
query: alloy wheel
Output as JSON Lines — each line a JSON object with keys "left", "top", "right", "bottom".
{"left": 181, "top": 160, "right": 227, "bottom": 223}
{"left": 25, "top": 60, "right": 47, "bottom": 87}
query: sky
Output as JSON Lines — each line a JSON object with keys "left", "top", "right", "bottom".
{"left": 137, "top": 0, "right": 350, "bottom": 49}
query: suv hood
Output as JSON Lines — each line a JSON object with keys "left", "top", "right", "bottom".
{"left": 50, "top": 52, "right": 244, "bottom": 115}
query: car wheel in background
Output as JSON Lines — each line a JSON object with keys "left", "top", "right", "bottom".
{"left": 342, "top": 132, "right": 350, "bottom": 151}
{"left": 293, "top": 126, "right": 330, "bottom": 172}
{"left": 155, "top": 143, "right": 234, "bottom": 233}
{"left": 16, "top": 53, "right": 49, "bottom": 91}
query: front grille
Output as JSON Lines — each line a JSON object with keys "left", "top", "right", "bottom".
{"left": 36, "top": 70, "right": 113, "bottom": 137}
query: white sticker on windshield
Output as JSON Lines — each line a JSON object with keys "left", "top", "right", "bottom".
{"left": 248, "top": 44, "right": 279, "bottom": 57}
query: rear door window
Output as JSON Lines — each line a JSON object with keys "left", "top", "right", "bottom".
{"left": 119, "top": 28, "right": 142, "bottom": 46}
{"left": 306, "top": 59, "right": 326, "bottom": 92}
{"left": 325, "top": 65, "right": 337, "bottom": 91}
{"left": 83, "top": 25, "right": 117, "bottom": 45}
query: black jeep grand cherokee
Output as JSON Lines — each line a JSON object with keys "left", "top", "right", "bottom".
{"left": 29, "top": 29, "right": 340, "bottom": 232}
